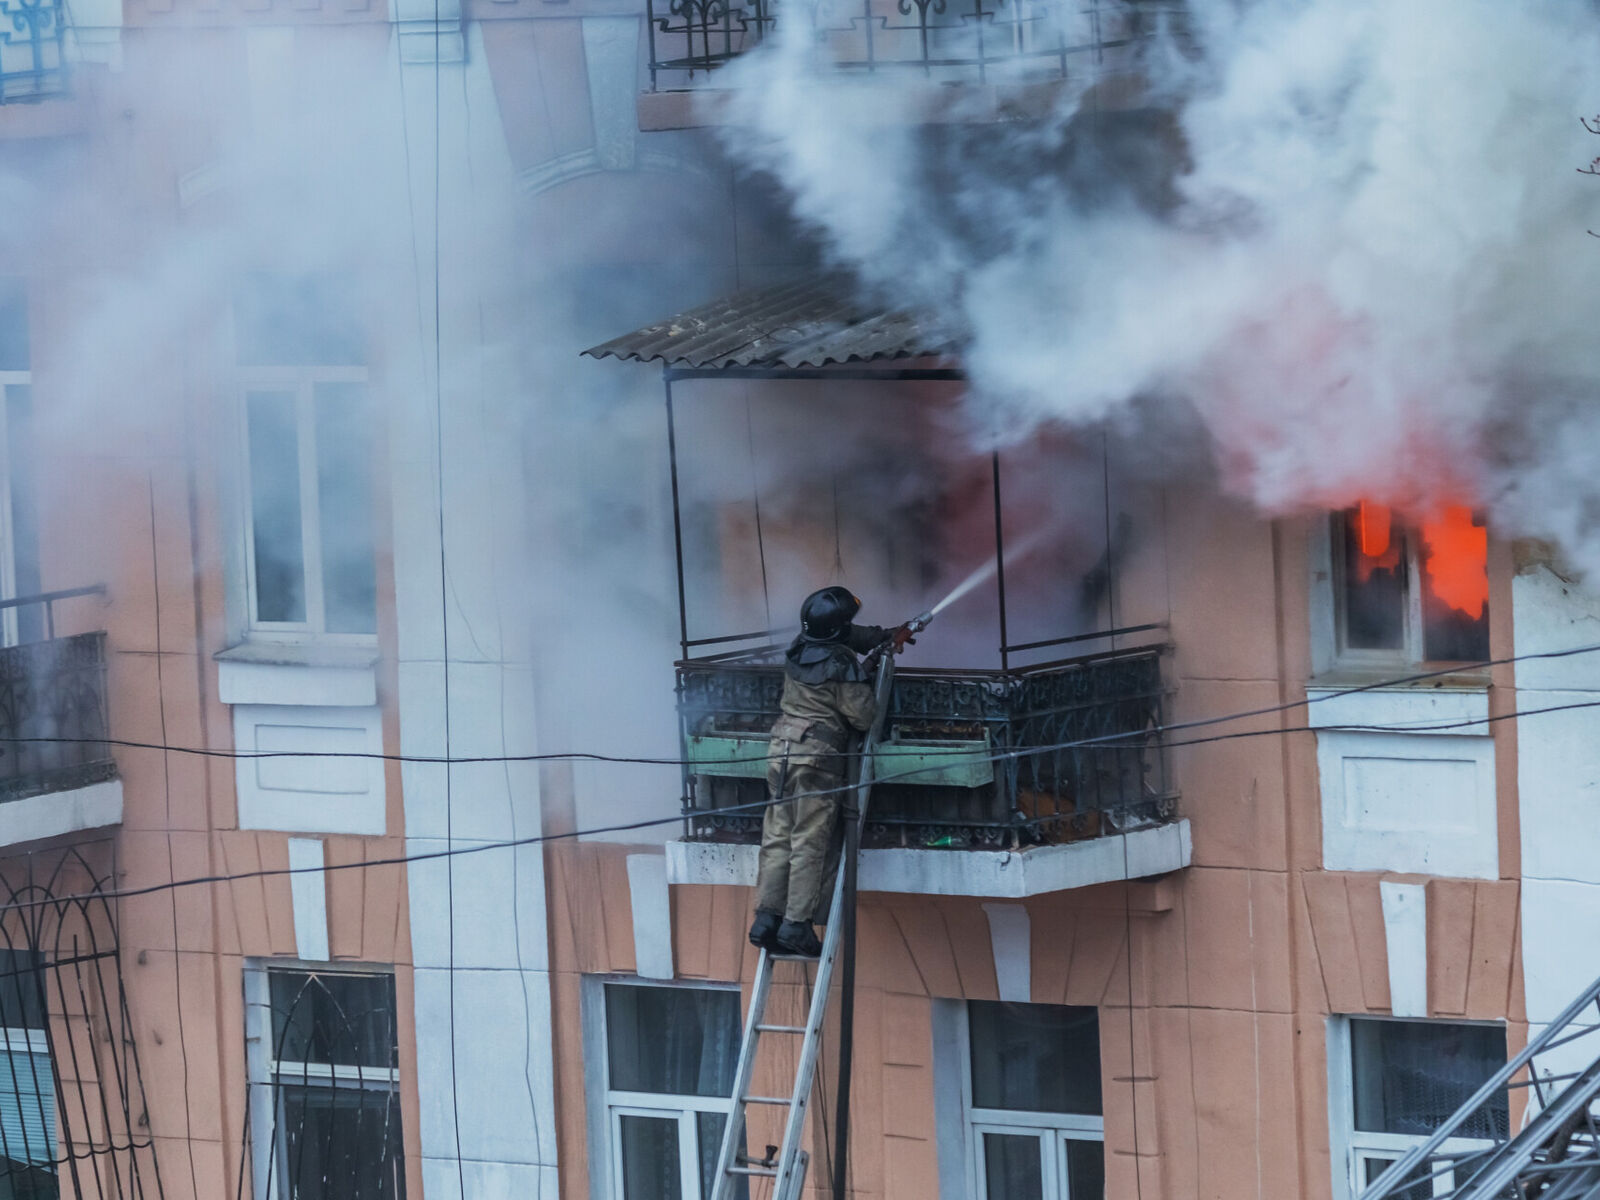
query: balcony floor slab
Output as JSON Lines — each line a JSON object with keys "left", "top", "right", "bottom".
{"left": 665, "top": 818, "right": 1191, "bottom": 897}
{"left": 0, "top": 777, "right": 123, "bottom": 851}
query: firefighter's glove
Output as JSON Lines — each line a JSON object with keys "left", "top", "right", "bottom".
{"left": 891, "top": 624, "right": 917, "bottom": 653}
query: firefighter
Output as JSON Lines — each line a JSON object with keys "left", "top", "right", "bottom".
{"left": 749, "top": 586, "right": 915, "bottom": 956}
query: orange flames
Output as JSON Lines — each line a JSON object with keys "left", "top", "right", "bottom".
{"left": 1347, "top": 500, "right": 1487, "bottom": 619}
{"left": 1420, "top": 505, "right": 1488, "bottom": 620}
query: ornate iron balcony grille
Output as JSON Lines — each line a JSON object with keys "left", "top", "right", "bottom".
{"left": 677, "top": 643, "right": 1174, "bottom": 850}
{"left": 645, "top": 0, "right": 1183, "bottom": 90}
{"left": 0, "top": 631, "right": 114, "bottom": 803}
{"left": 0, "top": 0, "right": 65, "bottom": 104}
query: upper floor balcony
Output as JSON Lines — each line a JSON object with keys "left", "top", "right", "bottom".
{"left": 0, "top": 587, "right": 120, "bottom": 849}
{"left": 0, "top": 0, "right": 66, "bottom": 105}
{"left": 639, "top": 0, "right": 1187, "bottom": 126}
{"left": 586, "top": 277, "right": 1191, "bottom": 895}
{"left": 674, "top": 636, "right": 1186, "bottom": 895}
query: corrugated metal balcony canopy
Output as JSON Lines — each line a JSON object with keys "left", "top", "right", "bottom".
{"left": 582, "top": 276, "right": 960, "bottom": 371}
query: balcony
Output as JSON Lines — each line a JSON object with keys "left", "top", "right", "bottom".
{"left": 670, "top": 639, "right": 1190, "bottom": 897}
{"left": 0, "top": 588, "right": 120, "bottom": 849}
{"left": 0, "top": 0, "right": 66, "bottom": 105}
{"left": 643, "top": 0, "right": 1185, "bottom": 111}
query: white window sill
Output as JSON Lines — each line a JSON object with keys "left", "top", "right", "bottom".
{"left": 216, "top": 641, "right": 379, "bottom": 707}
{"left": 1306, "top": 679, "right": 1490, "bottom": 737}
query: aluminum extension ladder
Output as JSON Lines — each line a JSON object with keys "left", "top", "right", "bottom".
{"left": 1361, "top": 970, "right": 1600, "bottom": 1200}
{"left": 707, "top": 652, "right": 897, "bottom": 1200}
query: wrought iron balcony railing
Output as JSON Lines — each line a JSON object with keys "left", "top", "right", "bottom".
{"left": 0, "top": 589, "right": 114, "bottom": 803}
{"left": 0, "top": 0, "right": 65, "bottom": 105}
{"left": 645, "top": 0, "right": 1183, "bottom": 91}
{"left": 677, "top": 641, "right": 1173, "bottom": 850}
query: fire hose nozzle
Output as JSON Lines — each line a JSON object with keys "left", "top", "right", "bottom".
{"left": 908, "top": 611, "right": 933, "bottom": 633}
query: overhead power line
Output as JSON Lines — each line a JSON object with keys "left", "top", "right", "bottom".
{"left": 3, "top": 687, "right": 1599, "bottom": 917}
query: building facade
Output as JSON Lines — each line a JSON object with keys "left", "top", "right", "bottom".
{"left": 0, "top": 0, "right": 1588, "bottom": 1198}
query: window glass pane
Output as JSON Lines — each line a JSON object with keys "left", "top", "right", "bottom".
{"left": 1340, "top": 505, "right": 1405, "bottom": 651}
{"left": 1351, "top": 1019, "right": 1507, "bottom": 1140}
{"left": 0, "top": 277, "right": 27, "bottom": 372}
{"left": 1363, "top": 1154, "right": 1430, "bottom": 1200}
{"left": 1419, "top": 507, "right": 1489, "bottom": 662}
{"left": 314, "top": 383, "right": 377, "bottom": 634}
{"left": 270, "top": 972, "right": 398, "bottom": 1070}
{"left": 969, "top": 1001, "right": 1102, "bottom": 1115}
{"left": 695, "top": 1112, "right": 747, "bottom": 1200}
{"left": 0, "top": 1042, "right": 55, "bottom": 1176}
{"left": 247, "top": 391, "right": 306, "bottom": 624}
{"left": 605, "top": 985, "right": 740, "bottom": 1097}
{"left": 280, "top": 1083, "right": 405, "bottom": 1200}
{"left": 235, "top": 273, "right": 364, "bottom": 367}
{"left": 0, "top": 951, "right": 45, "bottom": 1030}
{"left": 982, "top": 1132, "right": 1043, "bottom": 1200}
{"left": 619, "top": 1114, "right": 681, "bottom": 1200}
{"left": 1065, "top": 1137, "right": 1104, "bottom": 1200}
{"left": 6, "top": 386, "right": 42, "bottom": 644}
{"left": 0, "top": 1157, "right": 55, "bottom": 1199}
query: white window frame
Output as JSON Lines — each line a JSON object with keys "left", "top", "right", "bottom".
{"left": 1327, "top": 1016, "right": 1504, "bottom": 1200}
{"left": 957, "top": 1002, "right": 1106, "bottom": 1200}
{"left": 588, "top": 975, "right": 742, "bottom": 1200}
{"left": 237, "top": 366, "right": 375, "bottom": 644}
{"left": 1312, "top": 510, "right": 1489, "bottom": 674}
{"left": 242, "top": 961, "right": 402, "bottom": 1200}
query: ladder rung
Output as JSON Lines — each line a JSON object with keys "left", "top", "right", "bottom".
{"left": 756, "top": 1024, "right": 805, "bottom": 1034}
{"left": 728, "top": 1166, "right": 777, "bottom": 1177}
{"left": 743, "top": 1095, "right": 792, "bottom": 1105}
{"left": 770, "top": 953, "right": 821, "bottom": 963}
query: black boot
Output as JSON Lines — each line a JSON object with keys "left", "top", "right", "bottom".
{"left": 748, "top": 910, "right": 782, "bottom": 950}
{"left": 775, "top": 919, "right": 823, "bottom": 957}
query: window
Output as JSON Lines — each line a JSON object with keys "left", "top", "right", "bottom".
{"left": 235, "top": 275, "right": 376, "bottom": 638}
{"left": 600, "top": 981, "right": 745, "bottom": 1200}
{"left": 1333, "top": 1017, "right": 1507, "bottom": 1199}
{"left": 0, "top": 279, "right": 41, "bottom": 647}
{"left": 1333, "top": 503, "right": 1489, "bottom": 666}
{"left": 966, "top": 1000, "right": 1104, "bottom": 1200}
{"left": 0, "top": 949, "right": 55, "bottom": 1199}
{"left": 245, "top": 967, "right": 405, "bottom": 1200}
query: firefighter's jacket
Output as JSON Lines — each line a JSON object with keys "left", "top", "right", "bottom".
{"left": 767, "top": 624, "right": 887, "bottom": 772}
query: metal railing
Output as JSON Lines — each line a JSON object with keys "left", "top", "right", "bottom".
{"left": 645, "top": 0, "right": 1184, "bottom": 90}
{"left": 0, "top": 588, "right": 114, "bottom": 804}
{"left": 0, "top": 0, "right": 66, "bottom": 105}
{"left": 676, "top": 636, "right": 1174, "bottom": 849}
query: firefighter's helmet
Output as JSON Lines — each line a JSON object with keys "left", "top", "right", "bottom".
{"left": 799, "top": 586, "right": 861, "bottom": 643}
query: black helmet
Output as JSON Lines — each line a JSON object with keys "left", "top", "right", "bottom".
{"left": 800, "top": 586, "right": 861, "bottom": 643}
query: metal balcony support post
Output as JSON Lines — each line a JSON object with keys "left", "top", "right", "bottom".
{"left": 992, "top": 449, "right": 1009, "bottom": 672}
{"left": 665, "top": 372, "right": 690, "bottom": 660}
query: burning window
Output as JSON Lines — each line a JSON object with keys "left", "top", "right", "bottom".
{"left": 1335, "top": 503, "right": 1489, "bottom": 665}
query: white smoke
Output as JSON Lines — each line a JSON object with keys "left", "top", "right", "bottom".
{"left": 716, "top": 0, "right": 1600, "bottom": 561}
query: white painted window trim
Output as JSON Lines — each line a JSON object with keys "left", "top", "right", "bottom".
{"left": 582, "top": 974, "right": 742, "bottom": 1200}
{"left": 1310, "top": 511, "right": 1490, "bottom": 681}
{"left": 1326, "top": 1015, "right": 1504, "bottom": 1200}
{"left": 236, "top": 365, "right": 377, "bottom": 644}
{"left": 242, "top": 960, "right": 402, "bottom": 1200}
{"left": 955, "top": 1003, "right": 1106, "bottom": 1200}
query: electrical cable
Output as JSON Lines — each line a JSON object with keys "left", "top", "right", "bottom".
{"left": 427, "top": 8, "right": 469, "bottom": 1192}
{"left": 5, "top": 633, "right": 1600, "bottom": 772}
{"left": 8, "top": 687, "right": 1600, "bottom": 922}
